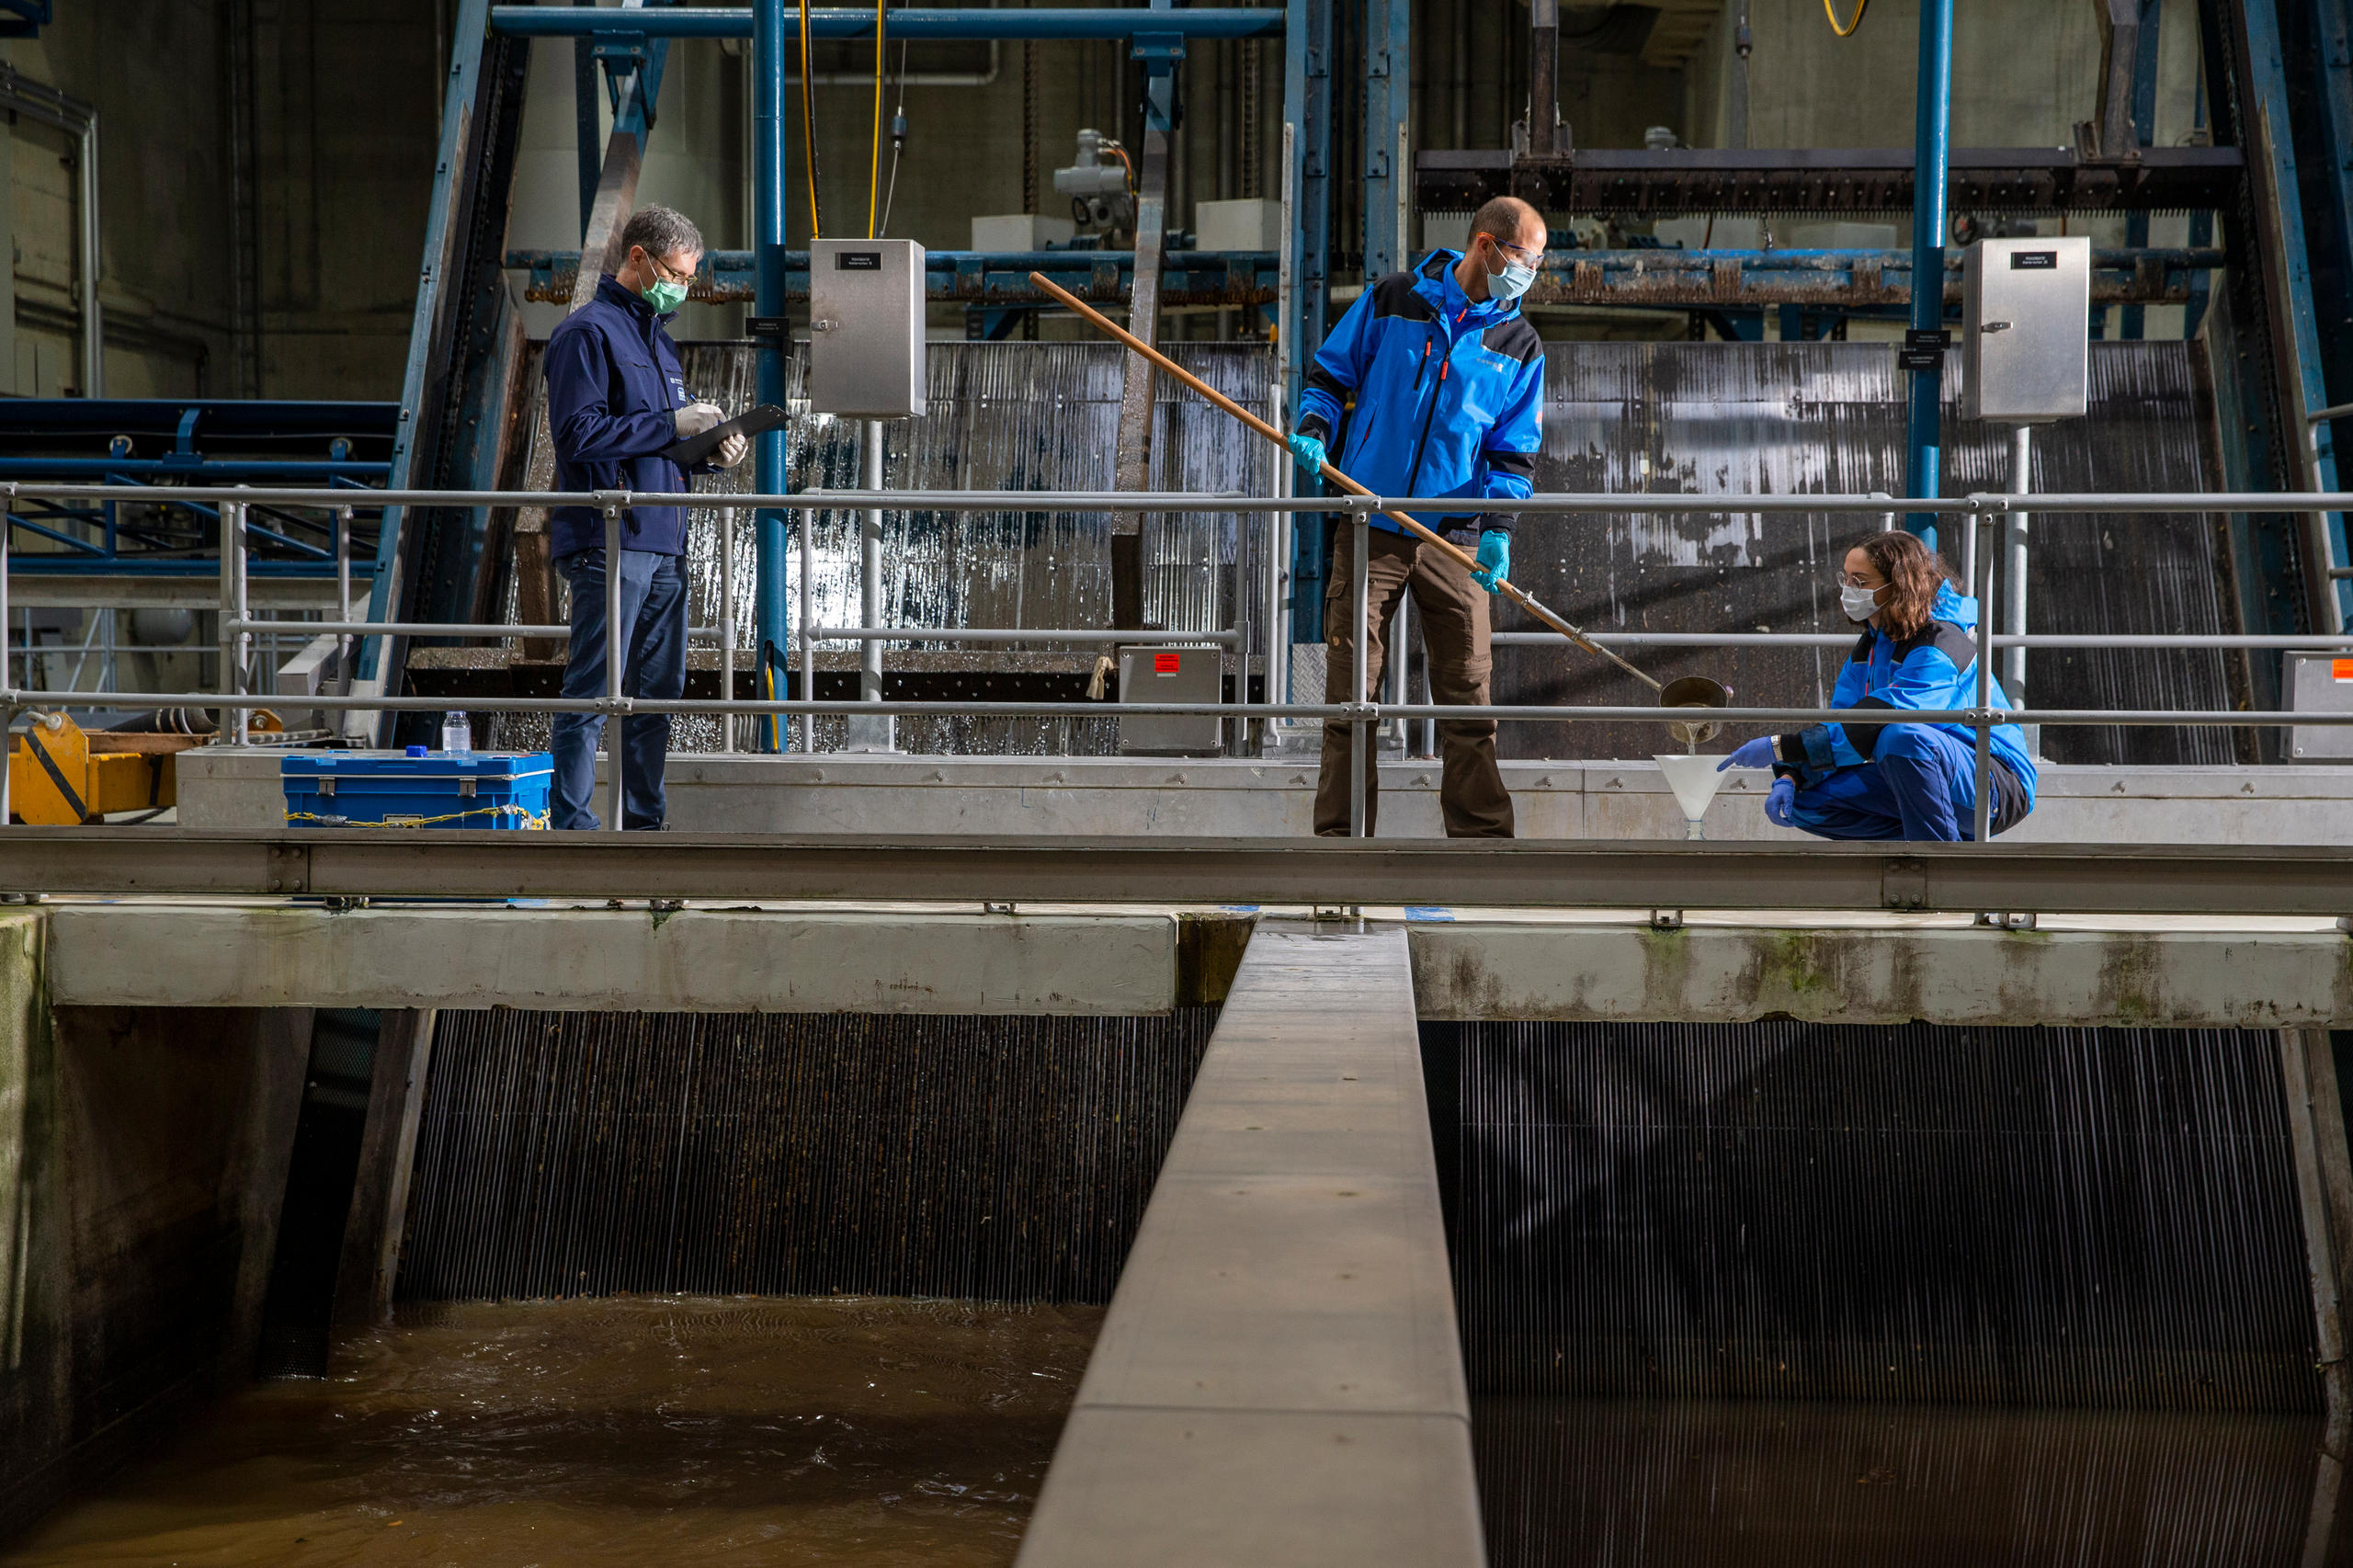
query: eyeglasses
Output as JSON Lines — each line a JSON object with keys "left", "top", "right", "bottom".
{"left": 642, "top": 250, "right": 697, "bottom": 285}
{"left": 1837, "top": 570, "right": 1887, "bottom": 589}
{"left": 1488, "top": 236, "right": 1544, "bottom": 266}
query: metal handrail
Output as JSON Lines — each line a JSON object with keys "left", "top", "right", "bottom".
{"left": 1490, "top": 631, "right": 2353, "bottom": 648}
{"left": 18, "top": 481, "right": 2353, "bottom": 514}
{"left": 6, "top": 481, "right": 2349, "bottom": 841}
{"left": 4, "top": 687, "right": 2349, "bottom": 730}
{"left": 812, "top": 627, "right": 1241, "bottom": 645}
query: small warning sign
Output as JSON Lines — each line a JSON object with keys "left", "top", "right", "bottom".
{"left": 1154, "top": 652, "right": 1181, "bottom": 675}
{"left": 2334, "top": 657, "right": 2353, "bottom": 681}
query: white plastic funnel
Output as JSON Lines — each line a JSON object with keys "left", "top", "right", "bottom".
{"left": 1654, "top": 753, "right": 1731, "bottom": 840}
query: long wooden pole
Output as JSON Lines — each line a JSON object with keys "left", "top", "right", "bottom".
{"left": 1028, "top": 269, "right": 1663, "bottom": 692}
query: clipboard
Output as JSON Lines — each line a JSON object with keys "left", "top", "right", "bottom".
{"left": 662, "top": 403, "right": 788, "bottom": 467}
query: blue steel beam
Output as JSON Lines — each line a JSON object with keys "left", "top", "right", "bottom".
{"left": 1903, "top": 0, "right": 1954, "bottom": 545}
{"left": 490, "top": 6, "right": 1284, "bottom": 38}
{"left": 753, "top": 0, "right": 789, "bottom": 750}
{"left": 2120, "top": 0, "right": 2163, "bottom": 340}
{"left": 1284, "top": 0, "right": 1332, "bottom": 644}
{"left": 1361, "top": 0, "right": 1409, "bottom": 278}
{"left": 574, "top": 39, "right": 600, "bottom": 233}
{"left": 2293, "top": 0, "right": 2353, "bottom": 627}
{"left": 2246, "top": 0, "right": 2348, "bottom": 631}
{"left": 367, "top": 0, "right": 494, "bottom": 685}
{"left": 504, "top": 247, "right": 1280, "bottom": 305}
{"left": 502, "top": 245, "right": 2216, "bottom": 309}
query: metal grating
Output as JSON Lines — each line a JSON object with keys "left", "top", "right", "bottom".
{"left": 494, "top": 338, "right": 2235, "bottom": 764}
{"left": 396, "top": 1008, "right": 1216, "bottom": 1304}
{"left": 1507, "top": 340, "right": 2239, "bottom": 765}
{"left": 1432, "top": 1020, "right": 2319, "bottom": 1411}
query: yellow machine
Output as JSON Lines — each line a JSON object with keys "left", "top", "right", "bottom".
{"left": 5, "top": 711, "right": 227, "bottom": 824}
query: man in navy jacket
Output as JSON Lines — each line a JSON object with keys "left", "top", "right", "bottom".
{"left": 1288, "top": 195, "right": 1548, "bottom": 836}
{"left": 542, "top": 204, "right": 746, "bottom": 829}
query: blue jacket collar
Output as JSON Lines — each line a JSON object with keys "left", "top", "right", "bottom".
{"left": 1413, "top": 249, "right": 1522, "bottom": 329}
{"left": 596, "top": 273, "right": 676, "bottom": 325}
{"left": 1873, "top": 581, "right": 1983, "bottom": 651}
{"left": 1929, "top": 580, "right": 1980, "bottom": 628}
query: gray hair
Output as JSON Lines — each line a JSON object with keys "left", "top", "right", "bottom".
{"left": 620, "top": 204, "right": 704, "bottom": 266}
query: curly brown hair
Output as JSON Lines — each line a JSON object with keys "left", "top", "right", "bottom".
{"left": 1850, "top": 529, "right": 1954, "bottom": 642}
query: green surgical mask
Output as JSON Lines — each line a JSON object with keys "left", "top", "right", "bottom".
{"left": 641, "top": 275, "right": 688, "bottom": 313}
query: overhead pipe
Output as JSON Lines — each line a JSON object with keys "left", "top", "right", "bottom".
{"left": 1903, "top": 0, "right": 1953, "bottom": 544}
{"left": 0, "top": 65, "right": 100, "bottom": 397}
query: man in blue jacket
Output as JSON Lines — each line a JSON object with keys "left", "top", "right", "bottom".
{"left": 1288, "top": 195, "right": 1548, "bottom": 836}
{"left": 543, "top": 204, "right": 747, "bottom": 830}
{"left": 1718, "top": 529, "right": 2037, "bottom": 840}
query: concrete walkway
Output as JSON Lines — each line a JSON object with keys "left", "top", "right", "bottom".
{"left": 1015, "top": 919, "right": 1483, "bottom": 1568}
{"left": 176, "top": 749, "right": 2353, "bottom": 845}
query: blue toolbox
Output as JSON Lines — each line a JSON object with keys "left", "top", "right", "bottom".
{"left": 281, "top": 751, "right": 554, "bottom": 829}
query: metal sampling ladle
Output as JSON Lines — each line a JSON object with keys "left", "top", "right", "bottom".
{"left": 1030, "top": 270, "right": 1732, "bottom": 728}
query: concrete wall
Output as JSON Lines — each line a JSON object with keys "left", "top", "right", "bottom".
{"left": 0, "top": 988, "right": 310, "bottom": 1540}
{"left": 2, "top": 1, "right": 439, "bottom": 398}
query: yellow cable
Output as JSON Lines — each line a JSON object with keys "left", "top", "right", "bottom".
{"left": 287, "top": 805, "right": 551, "bottom": 830}
{"left": 868, "top": 0, "right": 885, "bottom": 237}
{"left": 799, "top": 1, "right": 822, "bottom": 238}
{"left": 1823, "top": 0, "right": 1869, "bottom": 36}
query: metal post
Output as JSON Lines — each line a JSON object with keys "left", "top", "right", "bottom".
{"left": 603, "top": 501, "right": 624, "bottom": 832}
{"left": 752, "top": 0, "right": 791, "bottom": 750}
{"left": 77, "top": 108, "right": 101, "bottom": 398}
{"left": 224, "top": 496, "right": 250, "bottom": 745}
{"left": 1386, "top": 591, "right": 1409, "bottom": 749}
{"left": 846, "top": 419, "right": 895, "bottom": 751}
{"left": 1262, "top": 383, "right": 1288, "bottom": 756}
{"left": 719, "top": 505, "right": 736, "bottom": 753}
{"left": 2004, "top": 423, "right": 2032, "bottom": 724}
{"left": 335, "top": 505, "right": 354, "bottom": 702}
{"left": 1972, "top": 506, "right": 1993, "bottom": 845}
{"left": 2279, "top": 1026, "right": 2353, "bottom": 1449}
{"left": 1903, "top": 0, "right": 1954, "bottom": 545}
{"left": 799, "top": 507, "right": 814, "bottom": 751}
{"left": 1527, "top": 0, "right": 1559, "bottom": 153}
{"left": 1349, "top": 512, "right": 1369, "bottom": 837}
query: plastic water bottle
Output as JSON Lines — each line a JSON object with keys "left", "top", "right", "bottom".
{"left": 441, "top": 711, "right": 472, "bottom": 755}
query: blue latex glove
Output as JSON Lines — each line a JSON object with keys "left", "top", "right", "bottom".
{"left": 1471, "top": 529, "right": 1510, "bottom": 594}
{"left": 1286, "top": 431, "right": 1327, "bottom": 475}
{"left": 1764, "top": 776, "right": 1798, "bottom": 828}
{"left": 1719, "top": 736, "right": 1777, "bottom": 771}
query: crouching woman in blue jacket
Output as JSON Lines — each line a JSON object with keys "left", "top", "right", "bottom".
{"left": 1718, "top": 529, "right": 2036, "bottom": 842}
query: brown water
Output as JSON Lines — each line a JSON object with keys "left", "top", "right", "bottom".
{"left": 1477, "top": 1396, "right": 2346, "bottom": 1567}
{"left": 3, "top": 1296, "right": 1102, "bottom": 1568}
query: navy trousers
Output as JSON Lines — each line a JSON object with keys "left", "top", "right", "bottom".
{"left": 551, "top": 548, "right": 685, "bottom": 830}
{"left": 1788, "top": 722, "right": 2018, "bottom": 843}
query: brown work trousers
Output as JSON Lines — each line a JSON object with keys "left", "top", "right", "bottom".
{"left": 1315, "top": 524, "right": 1515, "bottom": 837}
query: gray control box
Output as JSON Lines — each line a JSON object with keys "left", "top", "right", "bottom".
{"left": 808, "top": 238, "right": 926, "bottom": 419}
{"left": 2288, "top": 650, "right": 2353, "bottom": 759}
{"left": 1118, "top": 644, "right": 1224, "bottom": 756}
{"left": 1962, "top": 236, "right": 2090, "bottom": 422}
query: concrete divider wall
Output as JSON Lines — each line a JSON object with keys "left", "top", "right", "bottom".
{"left": 0, "top": 946, "right": 312, "bottom": 1538}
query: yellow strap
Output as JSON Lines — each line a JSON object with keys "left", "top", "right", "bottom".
{"left": 286, "top": 803, "right": 551, "bottom": 830}
{"left": 1823, "top": 0, "right": 1870, "bottom": 36}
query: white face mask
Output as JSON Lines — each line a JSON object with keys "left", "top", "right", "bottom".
{"left": 1839, "top": 583, "right": 1883, "bottom": 622}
